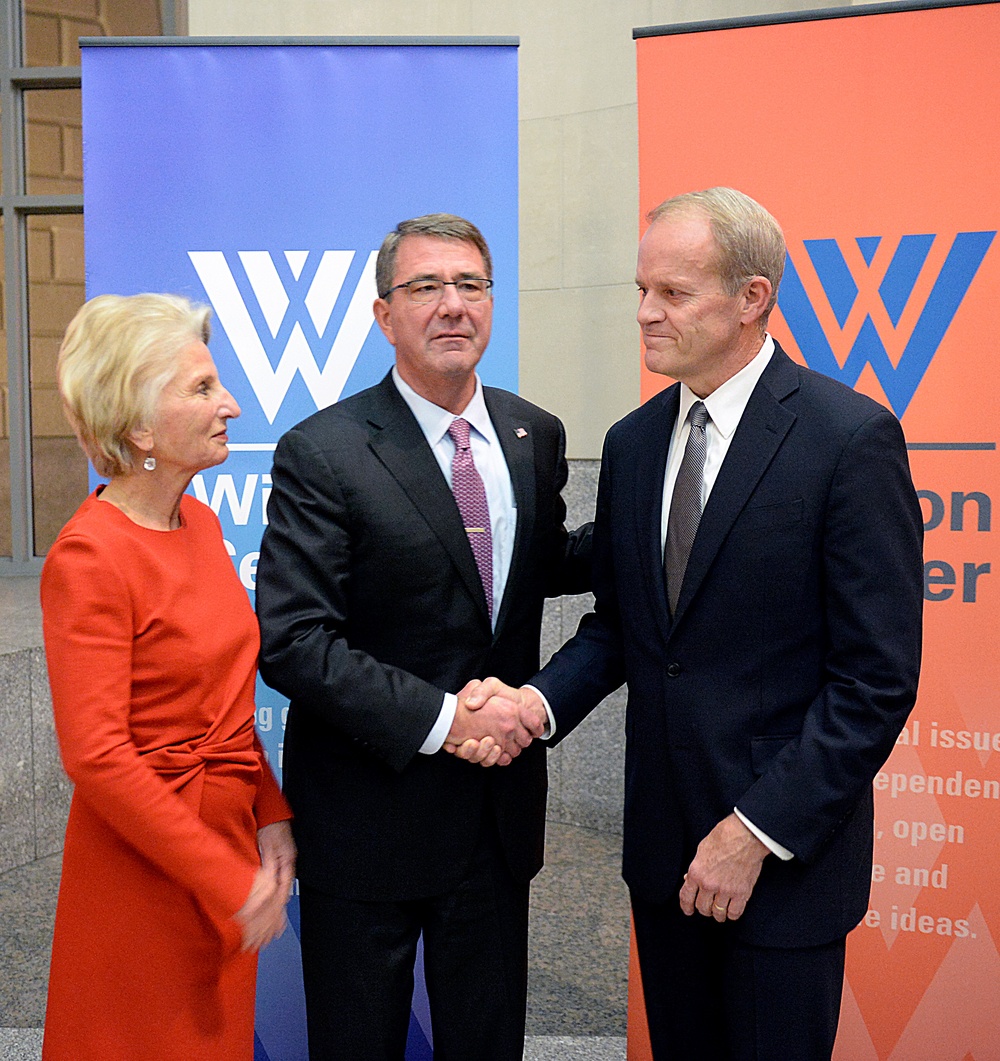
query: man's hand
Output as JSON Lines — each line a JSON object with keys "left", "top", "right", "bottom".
{"left": 258, "top": 820, "right": 297, "bottom": 897}
{"left": 443, "top": 680, "right": 505, "bottom": 766}
{"left": 678, "top": 813, "right": 769, "bottom": 922}
{"left": 443, "top": 678, "right": 547, "bottom": 766}
{"left": 235, "top": 821, "right": 297, "bottom": 952}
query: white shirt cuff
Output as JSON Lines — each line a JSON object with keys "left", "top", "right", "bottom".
{"left": 419, "top": 693, "right": 457, "bottom": 754}
{"left": 734, "top": 807, "right": 794, "bottom": 861}
{"left": 523, "top": 685, "right": 555, "bottom": 740}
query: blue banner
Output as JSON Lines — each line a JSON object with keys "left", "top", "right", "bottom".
{"left": 81, "top": 39, "right": 519, "bottom": 1060}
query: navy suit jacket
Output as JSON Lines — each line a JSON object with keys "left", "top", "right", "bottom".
{"left": 255, "top": 372, "right": 590, "bottom": 901}
{"left": 533, "top": 344, "right": 923, "bottom": 948}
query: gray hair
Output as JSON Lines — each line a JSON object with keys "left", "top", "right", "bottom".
{"left": 58, "top": 293, "right": 211, "bottom": 478}
{"left": 376, "top": 213, "right": 493, "bottom": 298}
{"left": 648, "top": 187, "right": 786, "bottom": 325}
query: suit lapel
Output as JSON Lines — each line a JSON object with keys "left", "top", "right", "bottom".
{"left": 632, "top": 387, "right": 679, "bottom": 644}
{"left": 366, "top": 375, "right": 491, "bottom": 624}
{"left": 485, "top": 388, "right": 535, "bottom": 636}
{"left": 670, "top": 349, "right": 799, "bottom": 625}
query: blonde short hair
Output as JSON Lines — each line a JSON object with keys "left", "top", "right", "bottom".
{"left": 58, "top": 293, "right": 212, "bottom": 478}
{"left": 648, "top": 187, "right": 786, "bottom": 326}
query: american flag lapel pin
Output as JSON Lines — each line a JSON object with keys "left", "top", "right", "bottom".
{"left": 514, "top": 427, "right": 528, "bottom": 438}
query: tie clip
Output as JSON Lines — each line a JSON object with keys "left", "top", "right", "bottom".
{"left": 465, "top": 527, "right": 487, "bottom": 533}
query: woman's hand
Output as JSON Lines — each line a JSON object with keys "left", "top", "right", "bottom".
{"left": 234, "top": 865, "right": 285, "bottom": 952}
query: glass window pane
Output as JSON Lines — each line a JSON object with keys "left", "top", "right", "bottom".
{"left": 0, "top": 214, "right": 9, "bottom": 558}
{"left": 101, "top": 0, "right": 163, "bottom": 39}
{"left": 25, "top": 88, "right": 82, "bottom": 196}
{"left": 27, "top": 214, "right": 88, "bottom": 556}
{"left": 24, "top": 0, "right": 163, "bottom": 67}
{"left": 23, "top": 3, "right": 68, "bottom": 67}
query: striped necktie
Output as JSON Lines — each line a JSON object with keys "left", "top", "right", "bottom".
{"left": 663, "top": 401, "right": 709, "bottom": 616}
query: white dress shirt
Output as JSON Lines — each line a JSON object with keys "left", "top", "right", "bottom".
{"left": 530, "top": 337, "right": 791, "bottom": 858}
{"left": 657, "top": 336, "right": 792, "bottom": 860}
{"left": 659, "top": 336, "right": 774, "bottom": 546}
{"left": 391, "top": 368, "right": 517, "bottom": 754}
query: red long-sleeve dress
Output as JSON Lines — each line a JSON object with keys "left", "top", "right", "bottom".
{"left": 40, "top": 490, "right": 290, "bottom": 1061}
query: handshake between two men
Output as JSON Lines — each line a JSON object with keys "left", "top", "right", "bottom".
{"left": 443, "top": 678, "right": 545, "bottom": 767}
{"left": 441, "top": 674, "right": 773, "bottom": 925}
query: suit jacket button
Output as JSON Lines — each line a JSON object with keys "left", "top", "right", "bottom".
{"left": 666, "top": 663, "right": 682, "bottom": 677}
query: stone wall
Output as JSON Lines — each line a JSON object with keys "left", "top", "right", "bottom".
{"left": 544, "top": 460, "right": 625, "bottom": 835}
{"left": 0, "top": 580, "right": 69, "bottom": 875}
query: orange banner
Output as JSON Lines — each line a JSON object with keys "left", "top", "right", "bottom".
{"left": 634, "top": 2, "right": 1000, "bottom": 1057}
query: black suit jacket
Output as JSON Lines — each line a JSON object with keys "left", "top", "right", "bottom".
{"left": 533, "top": 344, "right": 924, "bottom": 948}
{"left": 256, "top": 372, "right": 590, "bottom": 901}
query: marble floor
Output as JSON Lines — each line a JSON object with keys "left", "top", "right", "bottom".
{"left": 0, "top": 821, "right": 630, "bottom": 1060}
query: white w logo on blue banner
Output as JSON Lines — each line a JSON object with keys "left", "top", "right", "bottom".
{"left": 189, "top": 250, "right": 379, "bottom": 423}
{"left": 779, "top": 231, "right": 995, "bottom": 418}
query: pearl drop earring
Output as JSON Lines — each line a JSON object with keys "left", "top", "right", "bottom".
{"left": 143, "top": 456, "right": 156, "bottom": 471}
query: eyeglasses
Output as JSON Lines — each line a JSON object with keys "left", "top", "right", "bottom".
{"left": 382, "top": 278, "right": 494, "bottom": 304}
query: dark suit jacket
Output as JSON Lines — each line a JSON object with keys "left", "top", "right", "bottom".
{"left": 533, "top": 344, "right": 923, "bottom": 948}
{"left": 256, "top": 372, "right": 590, "bottom": 901}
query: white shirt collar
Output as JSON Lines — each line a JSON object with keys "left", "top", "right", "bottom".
{"left": 391, "top": 367, "right": 493, "bottom": 445}
{"left": 677, "top": 334, "right": 775, "bottom": 438}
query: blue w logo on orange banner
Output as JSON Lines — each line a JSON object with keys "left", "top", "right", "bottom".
{"left": 779, "top": 232, "right": 995, "bottom": 417}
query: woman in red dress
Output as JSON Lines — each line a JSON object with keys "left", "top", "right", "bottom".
{"left": 41, "top": 294, "right": 294, "bottom": 1060}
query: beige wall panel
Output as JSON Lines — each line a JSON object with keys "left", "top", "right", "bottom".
{"left": 190, "top": 0, "right": 476, "bottom": 37}
{"left": 519, "top": 115, "right": 563, "bottom": 292}
{"left": 560, "top": 104, "right": 638, "bottom": 291}
{"left": 521, "top": 284, "right": 637, "bottom": 458}
{"left": 641, "top": 0, "right": 820, "bottom": 26}
{"left": 465, "top": 1, "right": 650, "bottom": 121}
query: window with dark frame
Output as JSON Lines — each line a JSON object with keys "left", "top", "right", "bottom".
{"left": 0, "top": 0, "right": 170, "bottom": 569}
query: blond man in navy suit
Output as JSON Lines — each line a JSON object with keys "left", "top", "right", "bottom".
{"left": 466, "top": 189, "right": 923, "bottom": 1060}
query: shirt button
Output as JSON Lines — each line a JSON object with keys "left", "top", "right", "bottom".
{"left": 666, "top": 663, "right": 682, "bottom": 678}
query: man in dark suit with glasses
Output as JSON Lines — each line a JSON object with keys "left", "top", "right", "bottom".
{"left": 256, "top": 213, "right": 590, "bottom": 1060}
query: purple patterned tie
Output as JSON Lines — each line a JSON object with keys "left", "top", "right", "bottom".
{"left": 448, "top": 418, "right": 493, "bottom": 618}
